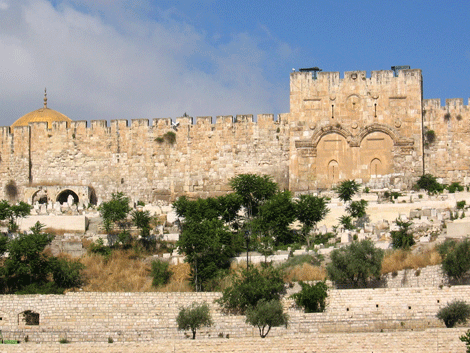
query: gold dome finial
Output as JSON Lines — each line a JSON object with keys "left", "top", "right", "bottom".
{"left": 43, "top": 88, "right": 47, "bottom": 109}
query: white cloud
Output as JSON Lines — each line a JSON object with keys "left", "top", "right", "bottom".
{"left": 0, "top": 0, "right": 293, "bottom": 126}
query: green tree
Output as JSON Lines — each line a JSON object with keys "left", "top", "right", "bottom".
{"left": 295, "top": 195, "right": 330, "bottom": 248}
{"left": 98, "top": 192, "right": 131, "bottom": 233}
{"left": 177, "top": 218, "right": 237, "bottom": 291}
{"left": 346, "top": 199, "right": 368, "bottom": 228}
{"left": 0, "top": 200, "right": 32, "bottom": 232}
{"left": 290, "top": 281, "right": 328, "bottom": 313}
{"left": 255, "top": 190, "right": 296, "bottom": 246}
{"left": 245, "top": 299, "right": 288, "bottom": 338}
{"left": 150, "top": 260, "right": 172, "bottom": 287}
{"left": 414, "top": 174, "right": 444, "bottom": 195}
{"left": 229, "top": 174, "right": 278, "bottom": 219}
{"left": 335, "top": 180, "right": 360, "bottom": 202}
{"left": 390, "top": 219, "right": 415, "bottom": 249}
{"left": 327, "top": 240, "right": 384, "bottom": 288}
{"left": 437, "top": 300, "right": 470, "bottom": 328}
{"left": 176, "top": 302, "right": 213, "bottom": 339}
{"left": 132, "top": 210, "right": 154, "bottom": 250}
{"left": 216, "top": 265, "right": 285, "bottom": 314}
{"left": 440, "top": 239, "right": 470, "bottom": 281}
{"left": 1, "top": 222, "right": 82, "bottom": 294}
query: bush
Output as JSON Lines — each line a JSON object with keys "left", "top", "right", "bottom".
{"left": 425, "top": 130, "right": 436, "bottom": 143}
{"left": 164, "top": 131, "right": 176, "bottom": 144}
{"left": 390, "top": 219, "right": 415, "bottom": 250}
{"left": 335, "top": 180, "right": 360, "bottom": 202}
{"left": 245, "top": 299, "right": 288, "bottom": 338}
{"left": 437, "top": 300, "right": 470, "bottom": 328}
{"left": 457, "top": 201, "right": 467, "bottom": 210}
{"left": 327, "top": 240, "right": 384, "bottom": 288}
{"left": 89, "top": 238, "right": 112, "bottom": 258}
{"left": 176, "top": 302, "right": 213, "bottom": 339}
{"left": 150, "top": 260, "right": 172, "bottom": 287}
{"left": 447, "top": 182, "right": 464, "bottom": 193}
{"left": 440, "top": 239, "right": 470, "bottom": 281}
{"left": 414, "top": 174, "right": 444, "bottom": 195}
{"left": 216, "top": 266, "right": 285, "bottom": 314}
{"left": 460, "top": 329, "right": 470, "bottom": 352}
{"left": 51, "top": 258, "right": 84, "bottom": 289}
{"left": 290, "top": 281, "right": 328, "bottom": 313}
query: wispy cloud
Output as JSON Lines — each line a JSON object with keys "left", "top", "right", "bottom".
{"left": 0, "top": 0, "right": 293, "bottom": 126}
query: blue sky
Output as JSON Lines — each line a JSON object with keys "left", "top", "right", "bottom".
{"left": 0, "top": 0, "right": 469, "bottom": 126}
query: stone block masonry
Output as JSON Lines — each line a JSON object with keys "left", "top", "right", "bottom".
{"left": 1, "top": 68, "right": 469, "bottom": 204}
{"left": 1, "top": 286, "right": 470, "bottom": 344}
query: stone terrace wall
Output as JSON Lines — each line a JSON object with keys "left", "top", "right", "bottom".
{"left": 0, "top": 330, "right": 466, "bottom": 353}
{"left": 1, "top": 286, "right": 470, "bottom": 344}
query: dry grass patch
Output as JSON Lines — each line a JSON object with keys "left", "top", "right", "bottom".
{"left": 381, "top": 248, "right": 442, "bottom": 274}
{"left": 284, "top": 263, "right": 326, "bottom": 282}
{"left": 80, "top": 250, "right": 193, "bottom": 292}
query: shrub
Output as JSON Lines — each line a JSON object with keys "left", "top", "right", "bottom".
{"left": 440, "top": 239, "right": 470, "bottom": 281}
{"left": 216, "top": 266, "right": 285, "bottom": 314}
{"left": 89, "top": 238, "right": 112, "bottom": 258}
{"left": 155, "top": 136, "right": 164, "bottom": 143}
{"left": 414, "top": 174, "right": 444, "bottom": 195}
{"left": 335, "top": 180, "right": 360, "bottom": 202}
{"left": 51, "top": 258, "right": 84, "bottom": 289}
{"left": 425, "top": 130, "right": 436, "bottom": 143}
{"left": 437, "top": 300, "right": 470, "bottom": 328}
{"left": 150, "top": 260, "right": 172, "bottom": 287}
{"left": 444, "top": 112, "right": 451, "bottom": 121}
{"left": 390, "top": 219, "right": 415, "bottom": 250}
{"left": 164, "top": 131, "right": 176, "bottom": 144}
{"left": 327, "top": 240, "right": 384, "bottom": 287}
{"left": 290, "top": 281, "right": 328, "bottom": 313}
{"left": 176, "top": 302, "right": 213, "bottom": 339}
{"left": 457, "top": 200, "right": 467, "bottom": 210}
{"left": 448, "top": 182, "right": 464, "bottom": 194}
{"left": 245, "top": 299, "right": 288, "bottom": 338}
{"left": 460, "top": 329, "right": 470, "bottom": 352}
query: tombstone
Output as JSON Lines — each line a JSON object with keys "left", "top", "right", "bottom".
{"left": 340, "top": 232, "right": 351, "bottom": 244}
{"left": 431, "top": 208, "right": 437, "bottom": 217}
{"left": 67, "top": 194, "right": 74, "bottom": 206}
{"left": 40, "top": 204, "right": 47, "bottom": 215}
{"left": 54, "top": 202, "right": 61, "bottom": 212}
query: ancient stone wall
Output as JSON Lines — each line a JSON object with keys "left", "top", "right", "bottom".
{"left": 423, "top": 98, "right": 470, "bottom": 183}
{"left": 289, "top": 69, "right": 423, "bottom": 190}
{"left": 0, "top": 114, "right": 290, "bottom": 203}
{"left": 1, "top": 68, "right": 470, "bottom": 203}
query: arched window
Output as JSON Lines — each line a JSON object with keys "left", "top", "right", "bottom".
{"left": 370, "top": 158, "right": 382, "bottom": 177}
{"left": 328, "top": 160, "right": 339, "bottom": 181}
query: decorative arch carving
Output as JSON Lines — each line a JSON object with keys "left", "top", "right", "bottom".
{"left": 355, "top": 123, "right": 414, "bottom": 147}
{"left": 303, "top": 124, "right": 353, "bottom": 149}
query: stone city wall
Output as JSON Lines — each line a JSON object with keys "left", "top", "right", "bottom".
{"left": 1, "top": 285, "right": 469, "bottom": 344}
{"left": 1, "top": 69, "right": 469, "bottom": 204}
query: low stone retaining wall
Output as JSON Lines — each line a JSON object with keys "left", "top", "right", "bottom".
{"left": 0, "top": 329, "right": 466, "bottom": 353}
{"left": 1, "top": 286, "right": 469, "bottom": 343}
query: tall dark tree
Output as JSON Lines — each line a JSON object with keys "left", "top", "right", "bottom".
{"left": 295, "top": 195, "right": 330, "bottom": 248}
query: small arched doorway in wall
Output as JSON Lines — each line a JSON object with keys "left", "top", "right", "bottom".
{"left": 370, "top": 158, "right": 382, "bottom": 178}
{"left": 328, "top": 160, "right": 339, "bottom": 182}
{"left": 56, "top": 189, "right": 79, "bottom": 205}
{"left": 32, "top": 189, "right": 49, "bottom": 204}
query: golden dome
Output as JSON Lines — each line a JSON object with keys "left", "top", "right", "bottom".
{"left": 11, "top": 89, "right": 72, "bottom": 130}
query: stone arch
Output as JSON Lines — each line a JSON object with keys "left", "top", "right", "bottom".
{"left": 356, "top": 123, "right": 402, "bottom": 146}
{"left": 310, "top": 125, "right": 353, "bottom": 149}
{"left": 370, "top": 158, "right": 382, "bottom": 177}
{"left": 56, "top": 189, "right": 79, "bottom": 204}
{"left": 32, "top": 189, "right": 49, "bottom": 204}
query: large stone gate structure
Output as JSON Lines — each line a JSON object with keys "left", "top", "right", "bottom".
{"left": 0, "top": 67, "right": 469, "bottom": 203}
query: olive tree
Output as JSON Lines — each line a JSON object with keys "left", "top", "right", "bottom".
{"left": 176, "top": 302, "right": 213, "bottom": 339}
{"left": 245, "top": 299, "right": 288, "bottom": 338}
{"left": 327, "top": 240, "right": 384, "bottom": 288}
